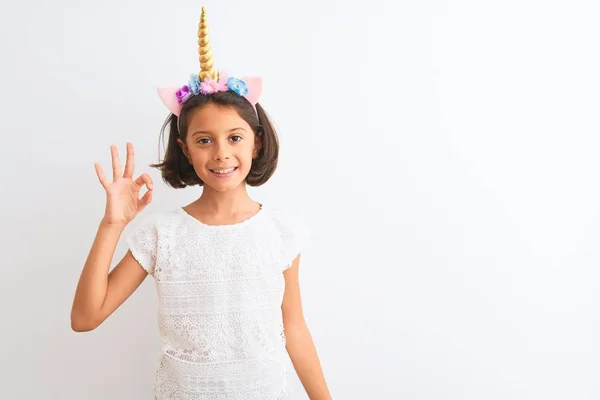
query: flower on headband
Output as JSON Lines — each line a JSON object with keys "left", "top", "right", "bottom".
{"left": 188, "top": 74, "right": 201, "bottom": 95}
{"left": 200, "top": 78, "right": 228, "bottom": 95}
{"left": 227, "top": 77, "right": 248, "bottom": 96}
{"left": 175, "top": 85, "right": 191, "bottom": 104}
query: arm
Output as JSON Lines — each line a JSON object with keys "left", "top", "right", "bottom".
{"left": 70, "top": 143, "right": 153, "bottom": 332}
{"left": 70, "top": 225, "right": 148, "bottom": 332}
{"left": 282, "top": 254, "right": 332, "bottom": 400}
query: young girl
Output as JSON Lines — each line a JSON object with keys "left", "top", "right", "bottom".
{"left": 70, "top": 7, "right": 331, "bottom": 400}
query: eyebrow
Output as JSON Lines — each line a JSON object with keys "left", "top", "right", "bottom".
{"left": 191, "top": 127, "right": 247, "bottom": 137}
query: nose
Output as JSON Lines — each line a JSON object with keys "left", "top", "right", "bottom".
{"left": 212, "top": 141, "right": 231, "bottom": 161}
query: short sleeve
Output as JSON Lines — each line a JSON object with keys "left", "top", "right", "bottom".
{"left": 125, "top": 219, "right": 158, "bottom": 275}
{"left": 279, "top": 211, "right": 310, "bottom": 271}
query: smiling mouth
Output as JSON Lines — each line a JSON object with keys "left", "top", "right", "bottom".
{"left": 209, "top": 167, "right": 238, "bottom": 176}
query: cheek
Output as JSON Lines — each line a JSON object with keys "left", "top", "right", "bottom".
{"left": 242, "top": 144, "right": 257, "bottom": 162}
{"left": 189, "top": 149, "right": 208, "bottom": 164}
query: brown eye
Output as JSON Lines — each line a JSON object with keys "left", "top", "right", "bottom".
{"left": 231, "top": 135, "right": 242, "bottom": 142}
{"left": 197, "top": 138, "right": 212, "bottom": 144}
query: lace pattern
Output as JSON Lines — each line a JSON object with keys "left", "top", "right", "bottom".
{"left": 126, "top": 205, "right": 307, "bottom": 400}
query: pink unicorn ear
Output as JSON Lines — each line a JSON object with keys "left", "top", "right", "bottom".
{"left": 157, "top": 87, "right": 183, "bottom": 116}
{"left": 218, "top": 71, "right": 229, "bottom": 83}
{"left": 242, "top": 77, "right": 263, "bottom": 105}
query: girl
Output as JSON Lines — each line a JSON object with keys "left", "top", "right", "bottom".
{"left": 70, "top": 7, "right": 331, "bottom": 400}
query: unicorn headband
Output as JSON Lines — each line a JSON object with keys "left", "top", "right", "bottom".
{"left": 157, "top": 7, "right": 262, "bottom": 125}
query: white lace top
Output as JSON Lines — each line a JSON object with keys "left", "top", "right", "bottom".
{"left": 126, "top": 204, "right": 308, "bottom": 400}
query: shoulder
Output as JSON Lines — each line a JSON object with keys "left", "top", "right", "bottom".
{"left": 261, "top": 204, "right": 309, "bottom": 235}
{"left": 261, "top": 204, "right": 310, "bottom": 268}
{"left": 126, "top": 207, "right": 185, "bottom": 236}
{"left": 260, "top": 204, "right": 310, "bottom": 260}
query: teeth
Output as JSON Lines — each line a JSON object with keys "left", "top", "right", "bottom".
{"left": 213, "top": 167, "right": 235, "bottom": 174}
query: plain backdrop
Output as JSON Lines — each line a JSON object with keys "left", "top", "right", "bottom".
{"left": 1, "top": 0, "right": 600, "bottom": 398}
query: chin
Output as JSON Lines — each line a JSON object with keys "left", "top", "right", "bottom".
{"left": 207, "top": 183, "right": 241, "bottom": 192}
{"left": 202, "top": 176, "right": 247, "bottom": 192}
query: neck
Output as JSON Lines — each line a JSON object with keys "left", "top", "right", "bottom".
{"left": 195, "top": 183, "right": 257, "bottom": 214}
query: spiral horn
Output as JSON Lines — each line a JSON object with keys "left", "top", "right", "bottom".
{"left": 198, "top": 7, "right": 219, "bottom": 81}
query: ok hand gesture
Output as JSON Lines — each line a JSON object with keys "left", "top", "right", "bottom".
{"left": 95, "top": 143, "right": 153, "bottom": 226}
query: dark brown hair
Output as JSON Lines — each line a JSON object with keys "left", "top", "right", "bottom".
{"left": 151, "top": 91, "right": 279, "bottom": 188}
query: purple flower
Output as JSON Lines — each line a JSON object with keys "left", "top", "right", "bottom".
{"left": 176, "top": 85, "right": 191, "bottom": 104}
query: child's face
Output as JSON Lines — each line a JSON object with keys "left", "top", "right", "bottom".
{"left": 179, "top": 103, "right": 259, "bottom": 192}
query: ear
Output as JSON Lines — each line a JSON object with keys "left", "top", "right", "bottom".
{"left": 157, "top": 87, "right": 183, "bottom": 116}
{"left": 177, "top": 137, "right": 192, "bottom": 162}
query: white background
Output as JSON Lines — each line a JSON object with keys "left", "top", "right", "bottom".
{"left": 1, "top": 0, "right": 600, "bottom": 398}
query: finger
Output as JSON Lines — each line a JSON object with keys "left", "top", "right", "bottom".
{"left": 139, "top": 189, "right": 153, "bottom": 208}
{"left": 135, "top": 173, "right": 154, "bottom": 191}
{"left": 94, "top": 163, "right": 109, "bottom": 190}
{"left": 123, "top": 142, "right": 135, "bottom": 179}
{"left": 111, "top": 145, "right": 122, "bottom": 181}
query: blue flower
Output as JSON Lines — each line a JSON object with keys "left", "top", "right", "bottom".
{"left": 188, "top": 74, "right": 201, "bottom": 95}
{"left": 227, "top": 77, "right": 248, "bottom": 96}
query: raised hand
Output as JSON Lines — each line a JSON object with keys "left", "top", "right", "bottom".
{"left": 94, "top": 143, "right": 153, "bottom": 226}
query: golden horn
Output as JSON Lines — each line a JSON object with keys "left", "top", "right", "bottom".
{"left": 198, "top": 7, "right": 219, "bottom": 81}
